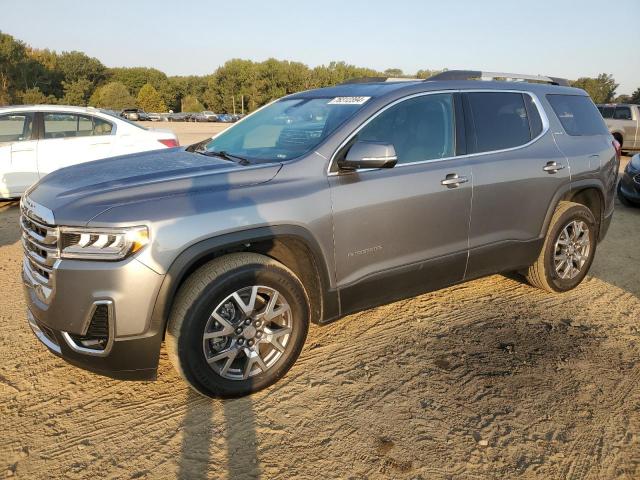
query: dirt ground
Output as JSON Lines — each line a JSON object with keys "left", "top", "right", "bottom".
{"left": 1, "top": 127, "right": 639, "bottom": 479}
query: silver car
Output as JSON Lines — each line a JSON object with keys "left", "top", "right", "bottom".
{"left": 597, "top": 103, "right": 640, "bottom": 152}
{"left": 21, "top": 70, "right": 618, "bottom": 397}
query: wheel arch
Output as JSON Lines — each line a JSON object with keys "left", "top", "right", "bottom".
{"left": 149, "top": 225, "right": 338, "bottom": 337}
{"left": 541, "top": 180, "right": 606, "bottom": 240}
{"left": 611, "top": 130, "right": 624, "bottom": 147}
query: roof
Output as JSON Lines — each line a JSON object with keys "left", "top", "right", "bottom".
{"left": 0, "top": 104, "right": 103, "bottom": 113}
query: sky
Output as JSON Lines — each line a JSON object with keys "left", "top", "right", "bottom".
{"left": 2, "top": 0, "right": 639, "bottom": 94}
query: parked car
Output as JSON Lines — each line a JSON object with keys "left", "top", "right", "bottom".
{"left": 168, "top": 112, "right": 188, "bottom": 122}
{"left": 0, "top": 105, "right": 179, "bottom": 198}
{"left": 217, "top": 113, "right": 233, "bottom": 123}
{"left": 21, "top": 71, "right": 618, "bottom": 398}
{"left": 618, "top": 153, "right": 640, "bottom": 206}
{"left": 147, "top": 112, "right": 167, "bottom": 122}
{"left": 120, "top": 108, "right": 150, "bottom": 121}
{"left": 597, "top": 103, "right": 640, "bottom": 153}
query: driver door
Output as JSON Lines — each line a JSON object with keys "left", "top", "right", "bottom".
{"left": 328, "top": 93, "right": 473, "bottom": 314}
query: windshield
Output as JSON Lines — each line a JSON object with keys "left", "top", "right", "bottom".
{"left": 203, "top": 98, "right": 367, "bottom": 162}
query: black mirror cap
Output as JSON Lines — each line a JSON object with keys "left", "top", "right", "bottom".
{"left": 338, "top": 141, "right": 398, "bottom": 171}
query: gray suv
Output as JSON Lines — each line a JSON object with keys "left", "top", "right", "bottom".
{"left": 21, "top": 70, "right": 618, "bottom": 397}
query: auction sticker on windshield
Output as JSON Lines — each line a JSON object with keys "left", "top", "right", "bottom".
{"left": 328, "top": 96, "right": 371, "bottom": 105}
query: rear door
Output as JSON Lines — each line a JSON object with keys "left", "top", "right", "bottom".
{"left": 329, "top": 92, "right": 473, "bottom": 314}
{"left": 0, "top": 112, "right": 38, "bottom": 198}
{"left": 37, "top": 113, "right": 115, "bottom": 176}
{"left": 464, "top": 91, "right": 569, "bottom": 278}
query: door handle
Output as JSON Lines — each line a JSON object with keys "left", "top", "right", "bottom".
{"left": 543, "top": 161, "right": 565, "bottom": 174}
{"left": 441, "top": 173, "right": 469, "bottom": 188}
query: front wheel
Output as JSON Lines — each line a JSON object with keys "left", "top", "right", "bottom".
{"left": 166, "top": 253, "right": 309, "bottom": 398}
{"left": 526, "top": 201, "right": 597, "bottom": 293}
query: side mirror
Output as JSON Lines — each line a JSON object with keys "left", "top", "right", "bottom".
{"left": 338, "top": 141, "right": 397, "bottom": 171}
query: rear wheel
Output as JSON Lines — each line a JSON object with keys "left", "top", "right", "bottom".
{"left": 526, "top": 201, "right": 597, "bottom": 293}
{"left": 166, "top": 253, "right": 309, "bottom": 398}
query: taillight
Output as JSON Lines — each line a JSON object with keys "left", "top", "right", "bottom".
{"left": 613, "top": 139, "right": 621, "bottom": 161}
{"left": 158, "top": 138, "right": 179, "bottom": 148}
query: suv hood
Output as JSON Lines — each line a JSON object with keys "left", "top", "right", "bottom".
{"left": 27, "top": 148, "right": 282, "bottom": 225}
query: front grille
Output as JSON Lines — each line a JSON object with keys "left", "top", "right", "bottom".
{"left": 68, "top": 304, "right": 110, "bottom": 351}
{"left": 634, "top": 173, "right": 640, "bottom": 185}
{"left": 21, "top": 202, "right": 58, "bottom": 303}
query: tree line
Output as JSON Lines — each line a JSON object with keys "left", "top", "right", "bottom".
{"left": 1, "top": 31, "right": 639, "bottom": 113}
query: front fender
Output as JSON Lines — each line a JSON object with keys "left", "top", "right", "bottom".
{"left": 148, "top": 225, "right": 338, "bottom": 336}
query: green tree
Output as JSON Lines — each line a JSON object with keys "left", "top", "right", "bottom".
{"left": 136, "top": 83, "right": 167, "bottom": 111}
{"left": 571, "top": 74, "right": 618, "bottom": 103}
{"left": 19, "top": 87, "right": 58, "bottom": 104}
{"left": 56, "top": 51, "right": 106, "bottom": 84}
{"left": 108, "top": 67, "right": 168, "bottom": 96}
{"left": 416, "top": 69, "right": 443, "bottom": 79}
{"left": 384, "top": 68, "right": 405, "bottom": 77}
{"left": 630, "top": 88, "right": 640, "bottom": 104}
{"left": 181, "top": 94, "right": 204, "bottom": 112}
{"left": 62, "top": 78, "right": 93, "bottom": 106}
{"left": 89, "top": 81, "right": 135, "bottom": 109}
{"left": 0, "top": 31, "right": 29, "bottom": 104}
{"left": 203, "top": 59, "right": 259, "bottom": 113}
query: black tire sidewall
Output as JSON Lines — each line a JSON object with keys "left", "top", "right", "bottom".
{"left": 544, "top": 205, "right": 597, "bottom": 292}
{"left": 177, "top": 263, "right": 309, "bottom": 398}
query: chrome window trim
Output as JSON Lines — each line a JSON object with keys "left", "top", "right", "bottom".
{"left": 62, "top": 300, "right": 115, "bottom": 357}
{"left": 326, "top": 89, "right": 550, "bottom": 176}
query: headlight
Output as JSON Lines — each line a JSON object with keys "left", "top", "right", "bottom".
{"left": 59, "top": 226, "right": 149, "bottom": 260}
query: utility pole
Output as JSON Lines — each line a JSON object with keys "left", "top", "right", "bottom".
{"left": 241, "top": 95, "right": 244, "bottom": 115}
{"left": 232, "top": 95, "right": 236, "bottom": 115}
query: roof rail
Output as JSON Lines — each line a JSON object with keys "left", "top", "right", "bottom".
{"left": 340, "top": 77, "right": 419, "bottom": 85}
{"left": 426, "top": 70, "right": 570, "bottom": 87}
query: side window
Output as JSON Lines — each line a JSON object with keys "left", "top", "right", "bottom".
{"left": 613, "top": 106, "right": 632, "bottom": 120}
{"left": 0, "top": 113, "right": 33, "bottom": 143}
{"left": 44, "top": 113, "right": 82, "bottom": 139}
{"left": 546, "top": 95, "right": 609, "bottom": 136}
{"left": 524, "top": 94, "right": 543, "bottom": 139}
{"left": 93, "top": 117, "right": 114, "bottom": 136}
{"left": 466, "top": 92, "right": 531, "bottom": 153}
{"left": 78, "top": 115, "right": 93, "bottom": 136}
{"left": 355, "top": 93, "right": 455, "bottom": 164}
{"left": 600, "top": 106, "right": 614, "bottom": 118}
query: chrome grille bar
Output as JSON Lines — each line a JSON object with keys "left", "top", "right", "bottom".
{"left": 20, "top": 198, "right": 58, "bottom": 302}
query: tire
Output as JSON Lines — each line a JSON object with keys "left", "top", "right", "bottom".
{"left": 617, "top": 182, "right": 636, "bottom": 207}
{"left": 166, "top": 253, "right": 309, "bottom": 398}
{"left": 526, "top": 201, "right": 597, "bottom": 293}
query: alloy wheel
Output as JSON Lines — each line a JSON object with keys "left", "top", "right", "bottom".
{"left": 553, "top": 219, "right": 591, "bottom": 280}
{"left": 202, "top": 286, "right": 292, "bottom": 380}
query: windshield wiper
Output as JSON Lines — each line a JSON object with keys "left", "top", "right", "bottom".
{"left": 195, "top": 149, "right": 250, "bottom": 166}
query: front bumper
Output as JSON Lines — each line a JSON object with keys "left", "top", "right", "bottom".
{"left": 619, "top": 166, "right": 640, "bottom": 202}
{"left": 23, "top": 255, "right": 166, "bottom": 380}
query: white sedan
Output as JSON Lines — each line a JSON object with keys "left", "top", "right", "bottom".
{"left": 0, "top": 105, "right": 179, "bottom": 199}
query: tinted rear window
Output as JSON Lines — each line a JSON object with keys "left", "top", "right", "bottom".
{"left": 598, "top": 106, "right": 614, "bottom": 118}
{"left": 547, "top": 95, "right": 609, "bottom": 136}
{"left": 465, "top": 92, "right": 532, "bottom": 153}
